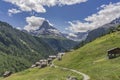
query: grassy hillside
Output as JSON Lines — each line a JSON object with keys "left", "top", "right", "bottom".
{"left": 0, "top": 67, "right": 82, "bottom": 80}
{"left": 55, "top": 31, "right": 120, "bottom": 80}
{"left": 0, "top": 21, "right": 56, "bottom": 76}
{"left": 0, "top": 52, "right": 30, "bottom": 76}
{"left": 1, "top": 21, "right": 120, "bottom": 80}
{"left": 2, "top": 31, "right": 120, "bottom": 80}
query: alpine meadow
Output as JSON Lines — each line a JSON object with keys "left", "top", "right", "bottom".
{"left": 0, "top": 0, "right": 120, "bottom": 80}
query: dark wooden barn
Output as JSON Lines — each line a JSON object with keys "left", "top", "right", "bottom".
{"left": 3, "top": 71, "right": 12, "bottom": 77}
{"left": 107, "top": 47, "right": 120, "bottom": 59}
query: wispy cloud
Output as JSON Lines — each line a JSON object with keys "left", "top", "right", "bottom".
{"left": 8, "top": 8, "right": 21, "bottom": 16}
{"left": 24, "top": 16, "right": 45, "bottom": 32}
{"left": 67, "top": 2, "right": 120, "bottom": 32}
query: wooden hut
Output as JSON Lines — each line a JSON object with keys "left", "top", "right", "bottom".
{"left": 39, "top": 61, "right": 47, "bottom": 68}
{"left": 3, "top": 71, "right": 12, "bottom": 77}
{"left": 57, "top": 55, "right": 62, "bottom": 61}
{"left": 107, "top": 47, "right": 120, "bottom": 59}
{"left": 35, "top": 62, "right": 41, "bottom": 66}
{"left": 47, "top": 58, "right": 52, "bottom": 64}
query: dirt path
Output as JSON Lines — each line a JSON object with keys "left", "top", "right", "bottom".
{"left": 52, "top": 62, "right": 90, "bottom": 80}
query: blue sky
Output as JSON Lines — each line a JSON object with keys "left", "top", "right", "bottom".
{"left": 0, "top": 0, "right": 120, "bottom": 33}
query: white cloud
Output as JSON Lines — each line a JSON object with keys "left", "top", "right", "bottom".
{"left": 24, "top": 16, "right": 53, "bottom": 32}
{"left": 4, "top": 0, "right": 87, "bottom": 14}
{"left": 16, "top": 27, "right": 22, "bottom": 30}
{"left": 59, "top": 0, "right": 87, "bottom": 5}
{"left": 24, "top": 16, "right": 45, "bottom": 32}
{"left": 68, "top": 33, "right": 77, "bottom": 37}
{"left": 8, "top": 8, "right": 21, "bottom": 16}
{"left": 48, "top": 29, "right": 60, "bottom": 34}
{"left": 5, "top": 0, "right": 46, "bottom": 13}
{"left": 68, "top": 21, "right": 91, "bottom": 32}
{"left": 68, "top": 2, "right": 120, "bottom": 32}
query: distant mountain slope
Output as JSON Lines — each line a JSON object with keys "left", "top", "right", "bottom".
{"left": 55, "top": 31, "right": 120, "bottom": 80}
{"left": 41, "top": 37, "right": 79, "bottom": 52}
{"left": 0, "top": 21, "right": 56, "bottom": 76}
{"left": 85, "top": 17, "right": 120, "bottom": 43}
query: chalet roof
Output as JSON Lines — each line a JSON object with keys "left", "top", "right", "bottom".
{"left": 107, "top": 47, "right": 120, "bottom": 52}
{"left": 39, "top": 59, "right": 47, "bottom": 62}
{"left": 49, "top": 55, "right": 56, "bottom": 57}
{"left": 35, "top": 62, "right": 41, "bottom": 65}
{"left": 3, "top": 71, "right": 11, "bottom": 75}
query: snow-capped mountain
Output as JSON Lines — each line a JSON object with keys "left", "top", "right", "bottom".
{"left": 27, "top": 20, "right": 64, "bottom": 38}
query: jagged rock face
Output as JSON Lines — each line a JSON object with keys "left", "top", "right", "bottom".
{"left": 29, "top": 21, "right": 63, "bottom": 37}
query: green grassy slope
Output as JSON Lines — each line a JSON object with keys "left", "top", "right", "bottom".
{"left": 0, "top": 52, "right": 30, "bottom": 76}
{"left": 0, "top": 67, "right": 82, "bottom": 80}
{"left": 55, "top": 31, "right": 120, "bottom": 80}
{"left": 0, "top": 21, "right": 56, "bottom": 76}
